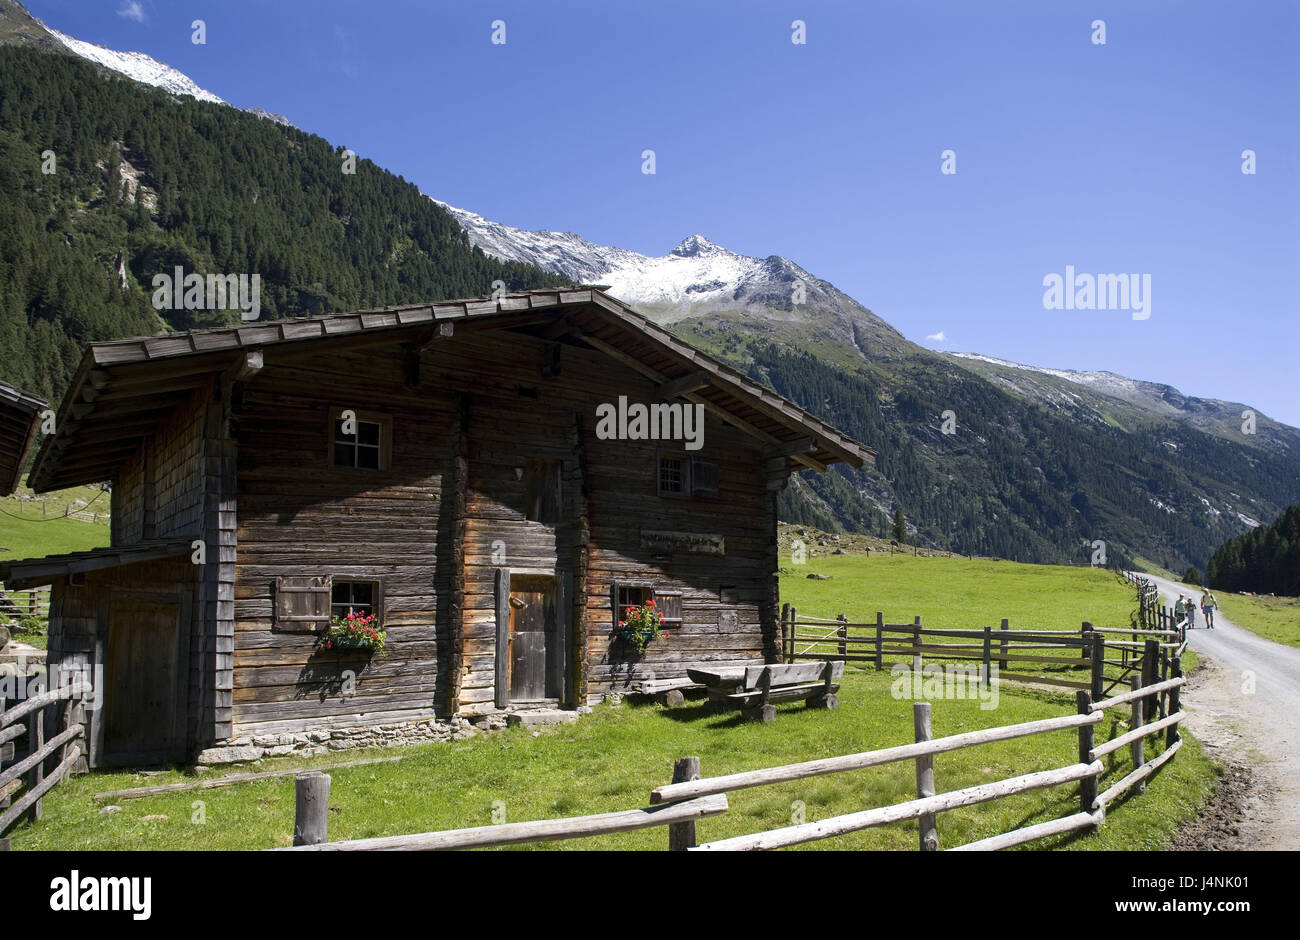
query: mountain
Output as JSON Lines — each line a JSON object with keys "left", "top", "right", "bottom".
{"left": 439, "top": 201, "right": 1300, "bottom": 572}
{"left": 1, "top": 13, "right": 1297, "bottom": 576}
{"left": 947, "top": 352, "right": 1300, "bottom": 457}
{"left": 0, "top": 0, "right": 295, "bottom": 127}
{"left": 435, "top": 200, "right": 912, "bottom": 363}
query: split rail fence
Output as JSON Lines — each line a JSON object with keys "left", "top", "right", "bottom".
{"left": 0, "top": 585, "right": 51, "bottom": 622}
{"left": 0, "top": 680, "right": 89, "bottom": 844}
{"left": 779, "top": 602, "right": 1185, "bottom": 700}
{"left": 282, "top": 652, "right": 1186, "bottom": 851}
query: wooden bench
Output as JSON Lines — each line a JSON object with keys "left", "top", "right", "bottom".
{"left": 689, "top": 661, "right": 845, "bottom": 722}
{"left": 628, "top": 676, "right": 705, "bottom": 707}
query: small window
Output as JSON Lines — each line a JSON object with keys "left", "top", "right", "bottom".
{"left": 657, "top": 452, "right": 718, "bottom": 499}
{"left": 658, "top": 455, "right": 686, "bottom": 496}
{"left": 332, "top": 580, "right": 379, "bottom": 619}
{"left": 330, "top": 409, "right": 390, "bottom": 470}
{"left": 613, "top": 584, "right": 683, "bottom": 631}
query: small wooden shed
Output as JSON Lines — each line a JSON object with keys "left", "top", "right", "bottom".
{"left": 1, "top": 289, "right": 872, "bottom": 765}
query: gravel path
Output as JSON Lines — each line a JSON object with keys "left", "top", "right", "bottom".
{"left": 1138, "top": 573, "right": 1300, "bottom": 849}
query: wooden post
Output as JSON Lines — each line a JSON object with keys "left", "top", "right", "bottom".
{"left": 912, "top": 615, "right": 922, "bottom": 673}
{"left": 1089, "top": 633, "right": 1105, "bottom": 701}
{"left": 999, "top": 618, "right": 1009, "bottom": 670}
{"left": 913, "top": 702, "right": 938, "bottom": 851}
{"left": 1077, "top": 691, "right": 1097, "bottom": 815}
{"left": 780, "top": 603, "right": 791, "bottom": 663}
{"left": 1167, "top": 658, "right": 1182, "bottom": 749}
{"left": 26, "top": 708, "right": 44, "bottom": 823}
{"left": 1081, "top": 621, "right": 1093, "bottom": 661}
{"left": 836, "top": 613, "right": 848, "bottom": 659}
{"left": 1129, "top": 674, "right": 1145, "bottom": 795}
{"left": 789, "top": 606, "right": 797, "bottom": 662}
{"left": 875, "top": 611, "right": 884, "bottom": 671}
{"left": 292, "top": 772, "right": 331, "bottom": 846}
{"left": 1142, "top": 638, "right": 1160, "bottom": 719}
{"left": 668, "top": 757, "right": 701, "bottom": 851}
{"left": 982, "top": 626, "right": 992, "bottom": 687}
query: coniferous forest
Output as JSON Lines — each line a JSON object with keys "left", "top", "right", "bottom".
{"left": 1207, "top": 506, "right": 1300, "bottom": 596}
{"left": 0, "top": 45, "right": 567, "bottom": 402}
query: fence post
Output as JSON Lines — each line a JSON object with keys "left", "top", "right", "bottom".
{"left": 292, "top": 772, "right": 331, "bottom": 846}
{"left": 780, "top": 603, "right": 791, "bottom": 664}
{"left": 1167, "top": 657, "right": 1182, "bottom": 749}
{"left": 913, "top": 702, "right": 938, "bottom": 851}
{"left": 1129, "top": 674, "right": 1145, "bottom": 795}
{"left": 1089, "top": 633, "right": 1105, "bottom": 701}
{"left": 1142, "top": 638, "right": 1160, "bottom": 719}
{"left": 982, "top": 626, "right": 992, "bottom": 687}
{"left": 1081, "top": 621, "right": 1092, "bottom": 661}
{"left": 999, "top": 618, "right": 1009, "bottom": 670}
{"left": 875, "top": 612, "right": 884, "bottom": 671}
{"left": 1076, "top": 691, "right": 1097, "bottom": 815}
{"left": 26, "top": 709, "right": 44, "bottom": 823}
{"left": 912, "top": 615, "right": 922, "bottom": 673}
{"left": 836, "top": 613, "right": 848, "bottom": 659}
{"left": 667, "top": 757, "right": 701, "bottom": 851}
{"left": 789, "top": 606, "right": 798, "bottom": 662}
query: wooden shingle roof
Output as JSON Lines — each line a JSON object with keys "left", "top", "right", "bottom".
{"left": 29, "top": 289, "right": 874, "bottom": 491}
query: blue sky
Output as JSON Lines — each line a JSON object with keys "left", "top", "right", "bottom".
{"left": 28, "top": 0, "right": 1300, "bottom": 425}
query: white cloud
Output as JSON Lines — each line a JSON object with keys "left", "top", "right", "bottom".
{"left": 117, "top": 2, "right": 145, "bottom": 22}
{"left": 926, "top": 330, "right": 946, "bottom": 342}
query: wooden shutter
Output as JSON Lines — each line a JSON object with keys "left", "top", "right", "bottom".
{"left": 654, "top": 590, "right": 683, "bottom": 627}
{"left": 274, "top": 576, "right": 332, "bottom": 632}
{"left": 691, "top": 457, "right": 719, "bottom": 498}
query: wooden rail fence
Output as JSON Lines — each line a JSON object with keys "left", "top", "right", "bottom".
{"left": 280, "top": 657, "right": 1186, "bottom": 852}
{"left": 0, "top": 680, "right": 89, "bottom": 844}
{"left": 0, "top": 585, "right": 51, "bottom": 622}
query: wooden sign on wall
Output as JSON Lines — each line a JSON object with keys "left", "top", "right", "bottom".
{"left": 639, "top": 530, "right": 725, "bottom": 556}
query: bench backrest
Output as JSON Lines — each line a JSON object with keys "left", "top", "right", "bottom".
{"left": 743, "top": 660, "right": 845, "bottom": 688}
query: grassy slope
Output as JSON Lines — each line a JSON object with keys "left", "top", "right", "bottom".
{"left": 0, "top": 482, "right": 111, "bottom": 561}
{"left": 12, "top": 547, "right": 1216, "bottom": 851}
{"left": 1212, "top": 592, "right": 1300, "bottom": 649}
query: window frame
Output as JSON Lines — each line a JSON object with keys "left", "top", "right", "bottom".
{"left": 611, "top": 581, "right": 684, "bottom": 632}
{"left": 656, "top": 449, "right": 718, "bottom": 500}
{"left": 330, "top": 579, "right": 383, "bottom": 622}
{"left": 328, "top": 407, "right": 392, "bottom": 472}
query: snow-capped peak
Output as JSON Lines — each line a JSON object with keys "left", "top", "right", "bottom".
{"left": 50, "top": 29, "right": 226, "bottom": 105}
{"left": 671, "top": 234, "right": 723, "bottom": 257}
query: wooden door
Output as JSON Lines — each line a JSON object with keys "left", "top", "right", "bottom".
{"left": 103, "top": 592, "right": 183, "bottom": 764}
{"left": 508, "top": 576, "right": 557, "bottom": 702}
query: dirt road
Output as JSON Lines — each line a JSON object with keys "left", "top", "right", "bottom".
{"left": 1139, "top": 573, "right": 1300, "bottom": 849}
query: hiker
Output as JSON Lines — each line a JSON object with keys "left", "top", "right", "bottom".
{"left": 1201, "top": 589, "right": 1217, "bottom": 629}
{"left": 1174, "top": 595, "right": 1187, "bottom": 627}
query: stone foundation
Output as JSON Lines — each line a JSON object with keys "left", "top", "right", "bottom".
{"left": 194, "top": 707, "right": 591, "bottom": 765}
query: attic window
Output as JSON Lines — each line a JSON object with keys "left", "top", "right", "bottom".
{"left": 657, "top": 452, "right": 718, "bottom": 499}
{"left": 330, "top": 409, "right": 391, "bottom": 470}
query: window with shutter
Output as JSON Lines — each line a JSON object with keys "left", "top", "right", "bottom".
{"left": 274, "top": 576, "right": 332, "bottom": 632}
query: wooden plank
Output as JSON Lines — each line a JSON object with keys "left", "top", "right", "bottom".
{"left": 1096, "top": 740, "right": 1182, "bottom": 807}
{"left": 692, "top": 761, "right": 1103, "bottom": 851}
{"left": 914, "top": 702, "right": 938, "bottom": 851}
{"left": 277, "top": 793, "right": 729, "bottom": 851}
{"left": 651, "top": 711, "right": 1103, "bottom": 804}
{"left": 0, "top": 746, "right": 80, "bottom": 836}
{"left": 1088, "top": 676, "right": 1186, "bottom": 713}
{"left": 951, "top": 810, "right": 1103, "bottom": 852}
{"left": 1090, "top": 711, "right": 1185, "bottom": 761}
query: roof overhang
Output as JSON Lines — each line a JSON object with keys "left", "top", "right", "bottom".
{"left": 29, "top": 289, "right": 874, "bottom": 491}
{"left": 0, "top": 380, "right": 47, "bottom": 496}
{"left": 0, "top": 538, "right": 193, "bottom": 591}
